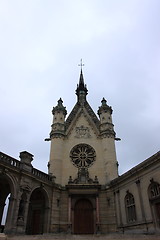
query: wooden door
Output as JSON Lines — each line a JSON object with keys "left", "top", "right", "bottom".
{"left": 26, "top": 189, "right": 45, "bottom": 235}
{"left": 32, "top": 209, "right": 41, "bottom": 234}
{"left": 74, "top": 199, "right": 94, "bottom": 234}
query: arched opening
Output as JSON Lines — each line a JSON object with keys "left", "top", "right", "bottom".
{"left": 148, "top": 180, "right": 160, "bottom": 228}
{"left": 125, "top": 191, "right": 136, "bottom": 223}
{"left": 74, "top": 198, "right": 94, "bottom": 234}
{"left": 26, "top": 188, "right": 48, "bottom": 235}
{"left": 1, "top": 194, "right": 10, "bottom": 227}
{"left": 0, "top": 175, "right": 13, "bottom": 233}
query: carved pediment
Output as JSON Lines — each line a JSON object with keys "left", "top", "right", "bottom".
{"left": 68, "top": 168, "right": 99, "bottom": 185}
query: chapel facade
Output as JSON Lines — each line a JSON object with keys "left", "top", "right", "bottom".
{"left": 0, "top": 70, "right": 160, "bottom": 235}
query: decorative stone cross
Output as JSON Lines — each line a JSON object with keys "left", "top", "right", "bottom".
{"left": 78, "top": 59, "right": 84, "bottom": 70}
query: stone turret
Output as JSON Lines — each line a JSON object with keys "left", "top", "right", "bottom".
{"left": 50, "top": 98, "right": 67, "bottom": 139}
{"left": 98, "top": 98, "right": 115, "bottom": 138}
{"left": 98, "top": 98, "right": 118, "bottom": 182}
{"left": 48, "top": 98, "right": 67, "bottom": 181}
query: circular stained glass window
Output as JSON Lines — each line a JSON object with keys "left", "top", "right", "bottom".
{"left": 70, "top": 144, "right": 96, "bottom": 168}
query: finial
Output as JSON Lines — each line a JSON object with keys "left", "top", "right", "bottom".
{"left": 78, "top": 59, "right": 84, "bottom": 71}
{"left": 97, "top": 98, "right": 113, "bottom": 116}
{"left": 52, "top": 98, "right": 67, "bottom": 116}
{"left": 58, "top": 98, "right": 63, "bottom": 106}
{"left": 101, "top": 98, "right": 107, "bottom": 106}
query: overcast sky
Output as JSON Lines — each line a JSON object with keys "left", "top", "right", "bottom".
{"left": 0, "top": 0, "right": 160, "bottom": 175}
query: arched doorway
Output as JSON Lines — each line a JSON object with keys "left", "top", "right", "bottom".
{"left": 26, "top": 188, "right": 48, "bottom": 235}
{"left": 74, "top": 198, "right": 94, "bottom": 234}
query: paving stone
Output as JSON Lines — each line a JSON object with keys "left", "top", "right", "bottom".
{"left": 6, "top": 234, "right": 160, "bottom": 240}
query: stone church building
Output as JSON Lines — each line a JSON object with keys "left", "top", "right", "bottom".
{"left": 0, "top": 70, "right": 160, "bottom": 235}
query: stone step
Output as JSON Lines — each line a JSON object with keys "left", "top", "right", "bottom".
{"left": 6, "top": 234, "right": 160, "bottom": 240}
{"left": 0, "top": 233, "right": 6, "bottom": 240}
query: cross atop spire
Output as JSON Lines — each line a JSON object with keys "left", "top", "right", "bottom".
{"left": 76, "top": 60, "right": 88, "bottom": 103}
{"left": 78, "top": 59, "right": 84, "bottom": 71}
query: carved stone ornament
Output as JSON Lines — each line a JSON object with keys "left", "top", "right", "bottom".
{"left": 68, "top": 168, "right": 99, "bottom": 184}
{"left": 75, "top": 125, "right": 91, "bottom": 138}
{"left": 70, "top": 144, "right": 96, "bottom": 168}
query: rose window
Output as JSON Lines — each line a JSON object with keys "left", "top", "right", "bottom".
{"left": 70, "top": 144, "right": 96, "bottom": 168}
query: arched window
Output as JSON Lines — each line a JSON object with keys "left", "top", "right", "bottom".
{"left": 149, "top": 181, "right": 160, "bottom": 199}
{"left": 148, "top": 180, "right": 160, "bottom": 228}
{"left": 125, "top": 192, "right": 136, "bottom": 222}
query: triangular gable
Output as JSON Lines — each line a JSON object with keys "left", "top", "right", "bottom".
{"left": 65, "top": 101, "right": 100, "bottom": 137}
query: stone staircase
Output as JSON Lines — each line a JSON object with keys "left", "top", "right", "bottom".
{"left": 3, "top": 234, "right": 160, "bottom": 240}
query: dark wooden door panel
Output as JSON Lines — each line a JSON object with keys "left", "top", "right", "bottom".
{"left": 74, "top": 199, "right": 94, "bottom": 234}
{"left": 32, "top": 209, "right": 41, "bottom": 234}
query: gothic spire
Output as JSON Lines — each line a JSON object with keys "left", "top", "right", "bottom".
{"left": 76, "top": 70, "right": 88, "bottom": 102}
{"left": 76, "top": 60, "right": 88, "bottom": 103}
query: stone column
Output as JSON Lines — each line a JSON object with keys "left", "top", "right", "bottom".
{"left": 136, "top": 180, "right": 148, "bottom": 231}
{"left": 16, "top": 191, "right": 30, "bottom": 234}
{"left": 0, "top": 200, "right": 6, "bottom": 226}
{"left": 114, "top": 192, "right": 118, "bottom": 228}
{"left": 68, "top": 196, "right": 71, "bottom": 232}
{"left": 4, "top": 196, "right": 17, "bottom": 234}
{"left": 23, "top": 198, "right": 30, "bottom": 232}
{"left": 43, "top": 206, "right": 50, "bottom": 233}
{"left": 116, "top": 190, "right": 123, "bottom": 227}
{"left": 96, "top": 196, "right": 100, "bottom": 232}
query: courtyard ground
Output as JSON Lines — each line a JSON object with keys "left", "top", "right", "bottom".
{"left": 0, "top": 233, "right": 159, "bottom": 240}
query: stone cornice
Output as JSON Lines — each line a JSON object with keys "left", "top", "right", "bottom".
{"left": 50, "top": 123, "right": 66, "bottom": 138}
{"left": 66, "top": 184, "right": 101, "bottom": 191}
{"left": 110, "top": 151, "right": 160, "bottom": 187}
{"left": 99, "top": 129, "right": 116, "bottom": 138}
{"left": 50, "top": 132, "right": 65, "bottom": 139}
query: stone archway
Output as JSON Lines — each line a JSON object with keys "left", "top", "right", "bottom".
{"left": 26, "top": 188, "right": 49, "bottom": 235}
{"left": 0, "top": 174, "right": 15, "bottom": 234}
{"left": 74, "top": 198, "right": 94, "bottom": 234}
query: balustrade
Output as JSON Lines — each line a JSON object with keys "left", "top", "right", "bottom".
{"left": 0, "top": 152, "right": 20, "bottom": 168}
{"left": 0, "top": 152, "right": 52, "bottom": 183}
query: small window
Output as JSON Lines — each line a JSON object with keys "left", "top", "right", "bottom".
{"left": 125, "top": 192, "right": 136, "bottom": 222}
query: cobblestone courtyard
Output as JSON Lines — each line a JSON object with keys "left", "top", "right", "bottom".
{"left": 1, "top": 233, "right": 159, "bottom": 240}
